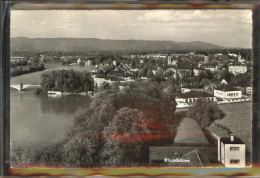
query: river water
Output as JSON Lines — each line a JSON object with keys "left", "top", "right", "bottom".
{"left": 10, "top": 89, "right": 92, "bottom": 151}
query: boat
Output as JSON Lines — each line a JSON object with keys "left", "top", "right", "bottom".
{"left": 47, "top": 91, "right": 62, "bottom": 96}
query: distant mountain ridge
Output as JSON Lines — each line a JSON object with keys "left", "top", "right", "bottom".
{"left": 11, "top": 37, "right": 225, "bottom": 52}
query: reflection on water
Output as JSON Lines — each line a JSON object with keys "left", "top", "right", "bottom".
{"left": 40, "top": 95, "right": 91, "bottom": 114}
{"left": 10, "top": 90, "right": 91, "bottom": 151}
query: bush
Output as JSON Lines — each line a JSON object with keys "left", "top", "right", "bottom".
{"left": 188, "top": 99, "right": 225, "bottom": 128}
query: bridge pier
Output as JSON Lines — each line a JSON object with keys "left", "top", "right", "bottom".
{"left": 18, "top": 83, "right": 23, "bottom": 91}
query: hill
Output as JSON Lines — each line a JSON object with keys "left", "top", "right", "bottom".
{"left": 11, "top": 37, "right": 224, "bottom": 52}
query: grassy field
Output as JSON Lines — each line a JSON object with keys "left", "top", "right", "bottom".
{"left": 11, "top": 63, "right": 95, "bottom": 85}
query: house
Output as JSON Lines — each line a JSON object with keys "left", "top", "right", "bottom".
{"left": 113, "top": 60, "right": 117, "bottom": 66}
{"left": 94, "top": 77, "right": 113, "bottom": 87}
{"left": 149, "top": 146, "right": 214, "bottom": 166}
{"left": 220, "top": 79, "right": 228, "bottom": 85}
{"left": 246, "top": 87, "right": 252, "bottom": 96}
{"left": 208, "top": 125, "right": 246, "bottom": 167}
{"left": 167, "top": 55, "right": 177, "bottom": 66}
{"left": 149, "top": 117, "right": 217, "bottom": 166}
{"left": 214, "top": 89, "right": 242, "bottom": 99}
{"left": 201, "top": 64, "right": 218, "bottom": 72}
{"left": 193, "top": 69, "right": 201, "bottom": 76}
{"left": 228, "top": 53, "right": 238, "bottom": 58}
{"left": 85, "top": 60, "right": 92, "bottom": 66}
{"left": 218, "top": 134, "right": 245, "bottom": 167}
{"left": 11, "top": 56, "right": 26, "bottom": 63}
{"left": 228, "top": 64, "right": 247, "bottom": 75}
{"left": 238, "top": 55, "right": 246, "bottom": 63}
{"left": 204, "top": 56, "right": 209, "bottom": 63}
{"left": 77, "top": 58, "right": 82, "bottom": 64}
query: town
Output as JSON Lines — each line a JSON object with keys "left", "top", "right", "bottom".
{"left": 10, "top": 48, "right": 252, "bottom": 168}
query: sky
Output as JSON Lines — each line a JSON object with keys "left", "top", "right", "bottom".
{"left": 11, "top": 10, "right": 252, "bottom": 48}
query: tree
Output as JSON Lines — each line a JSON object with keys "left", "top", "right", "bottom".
{"left": 138, "top": 68, "right": 146, "bottom": 77}
{"left": 221, "top": 68, "right": 232, "bottom": 82}
{"left": 146, "top": 69, "right": 154, "bottom": 78}
{"left": 62, "top": 133, "right": 95, "bottom": 167}
{"left": 188, "top": 99, "right": 225, "bottom": 128}
{"left": 156, "top": 68, "right": 164, "bottom": 77}
{"left": 101, "top": 107, "right": 150, "bottom": 167}
{"left": 40, "top": 70, "right": 94, "bottom": 93}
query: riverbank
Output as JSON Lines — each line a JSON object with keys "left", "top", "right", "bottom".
{"left": 11, "top": 63, "right": 95, "bottom": 85}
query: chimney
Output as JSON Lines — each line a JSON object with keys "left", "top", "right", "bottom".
{"left": 230, "top": 134, "right": 235, "bottom": 142}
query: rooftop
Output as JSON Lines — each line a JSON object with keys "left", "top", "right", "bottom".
{"left": 221, "top": 137, "right": 244, "bottom": 144}
{"left": 177, "top": 91, "right": 213, "bottom": 98}
{"left": 149, "top": 146, "right": 214, "bottom": 166}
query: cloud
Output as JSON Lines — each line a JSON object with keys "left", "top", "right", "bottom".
{"left": 138, "top": 10, "right": 251, "bottom": 24}
{"left": 138, "top": 10, "right": 213, "bottom": 23}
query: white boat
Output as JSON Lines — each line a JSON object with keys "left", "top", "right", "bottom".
{"left": 47, "top": 91, "right": 62, "bottom": 96}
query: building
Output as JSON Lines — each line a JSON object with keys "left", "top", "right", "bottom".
{"left": 208, "top": 125, "right": 246, "bottom": 167}
{"left": 149, "top": 146, "right": 214, "bottom": 166}
{"left": 228, "top": 65, "right": 247, "bottom": 75}
{"left": 176, "top": 91, "right": 216, "bottom": 108}
{"left": 214, "top": 90, "right": 242, "bottom": 99}
{"left": 94, "top": 77, "right": 114, "bottom": 87}
{"left": 193, "top": 69, "right": 201, "bottom": 76}
{"left": 11, "top": 56, "right": 26, "bottom": 63}
{"left": 149, "top": 117, "right": 217, "bottom": 166}
{"left": 167, "top": 55, "right": 177, "bottom": 66}
{"left": 246, "top": 87, "right": 252, "bottom": 96}
{"left": 218, "top": 134, "right": 245, "bottom": 167}
{"left": 201, "top": 64, "right": 218, "bottom": 72}
{"left": 77, "top": 58, "right": 82, "bottom": 64}
{"left": 204, "top": 56, "right": 209, "bottom": 63}
{"left": 85, "top": 60, "right": 92, "bottom": 66}
{"left": 113, "top": 60, "right": 117, "bottom": 66}
{"left": 238, "top": 54, "right": 246, "bottom": 63}
{"left": 220, "top": 79, "right": 228, "bottom": 85}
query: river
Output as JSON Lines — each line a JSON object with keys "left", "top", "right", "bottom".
{"left": 10, "top": 89, "right": 92, "bottom": 151}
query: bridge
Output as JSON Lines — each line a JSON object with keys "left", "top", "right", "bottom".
{"left": 10, "top": 83, "right": 41, "bottom": 91}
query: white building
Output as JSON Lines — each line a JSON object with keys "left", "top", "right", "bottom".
{"left": 85, "top": 60, "right": 92, "bottom": 66}
{"left": 246, "top": 87, "right": 252, "bottom": 96}
{"left": 167, "top": 56, "right": 177, "bottom": 66}
{"left": 204, "top": 56, "right": 209, "bottom": 63}
{"left": 228, "top": 53, "right": 238, "bottom": 58}
{"left": 11, "top": 56, "right": 26, "bottom": 63}
{"left": 176, "top": 96, "right": 216, "bottom": 105}
{"left": 202, "top": 65, "right": 218, "bottom": 72}
{"left": 228, "top": 65, "right": 247, "bottom": 75}
{"left": 113, "top": 61, "right": 117, "bottom": 66}
{"left": 238, "top": 54, "right": 246, "bottom": 63}
{"left": 193, "top": 69, "right": 201, "bottom": 76}
{"left": 77, "top": 58, "right": 82, "bottom": 64}
{"left": 214, "top": 90, "right": 242, "bottom": 99}
{"left": 217, "top": 134, "right": 246, "bottom": 167}
{"left": 94, "top": 77, "right": 114, "bottom": 87}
